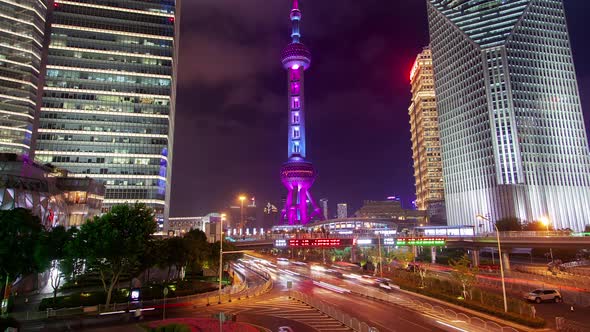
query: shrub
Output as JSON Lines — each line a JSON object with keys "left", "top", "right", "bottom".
{"left": 0, "top": 316, "right": 19, "bottom": 330}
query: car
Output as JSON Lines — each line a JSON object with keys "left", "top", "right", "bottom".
{"left": 524, "top": 289, "right": 562, "bottom": 303}
{"left": 379, "top": 280, "right": 400, "bottom": 291}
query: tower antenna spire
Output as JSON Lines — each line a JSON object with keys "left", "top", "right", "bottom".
{"left": 290, "top": 0, "right": 302, "bottom": 43}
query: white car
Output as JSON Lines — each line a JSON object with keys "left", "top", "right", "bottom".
{"left": 524, "top": 289, "right": 562, "bottom": 303}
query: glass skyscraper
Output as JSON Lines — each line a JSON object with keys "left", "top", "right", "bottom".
{"left": 408, "top": 46, "right": 445, "bottom": 219}
{"left": 0, "top": 0, "right": 47, "bottom": 157}
{"left": 35, "top": 0, "right": 179, "bottom": 223}
{"left": 427, "top": 0, "right": 590, "bottom": 231}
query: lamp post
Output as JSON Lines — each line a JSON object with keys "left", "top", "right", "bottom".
{"left": 477, "top": 214, "right": 508, "bottom": 313}
{"left": 218, "top": 213, "right": 226, "bottom": 304}
{"left": 539, "top": 216, "right": 554, "bottom": 263}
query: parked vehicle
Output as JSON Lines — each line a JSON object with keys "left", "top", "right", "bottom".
{"left": 524, "top": 289, "right": 562, "bottom": 303}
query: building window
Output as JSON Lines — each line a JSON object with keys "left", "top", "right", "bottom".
{"left": 293, "top": 143, "right": 300, "bottom": 154}
{"left": 293, "top": 127, "right": 300, "bottom": 138}
{"left": 291, "top": 82, "right": 300, "bottom": 95}
{"left": 292, "top": 112, "right": 300, "bottom": 124}
{"left": 292, "top": 97, "right": 300, "bottom": 109}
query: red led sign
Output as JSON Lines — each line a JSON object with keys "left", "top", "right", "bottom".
{"left": 287, "top": 238, "right": 353, "bottom": 247}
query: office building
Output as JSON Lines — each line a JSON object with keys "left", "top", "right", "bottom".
{"left": 319, "top": 198, "right": 328, "bottom": 220}
{"left": 0, "top": 153, "right": 105, "bottom": 227}
{"left": 34, "top": 0, "right": 179, "bottom": 224}
{"left": 337, "top": 203, "right": 347, "bottom": 219}
{"left": 0, "top": 0, "right": 47, "bottom": 157}
{"left": 354, "top": 199, "right": 427, "bottom": 224}
{"left": 408, "top": 47, "right": 445, "bottom": 220}
{"left": 427, "top": 0, "right": 590, "bottom": 231}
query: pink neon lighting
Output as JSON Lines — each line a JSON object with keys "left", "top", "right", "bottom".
{"left": 292, "top": 64, "right": 300, "bottom": 70}
{"left": 293, "top": 0, "right": 299, "bottom": 10}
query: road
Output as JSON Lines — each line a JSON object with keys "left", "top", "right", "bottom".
{"left": 20, "top": 255, "right": 519, "bottom": 332}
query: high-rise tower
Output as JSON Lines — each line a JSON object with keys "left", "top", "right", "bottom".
{"left": 408, "top": 47, "right": 445, "bottom": 219}
{"left": 35, "top": 0, "right": 179, "bottom": 225}
{"left": 280, "top": 0, "right": 322, "bottom": 225}
{"left": 0, "top": 0, "right": 47, "bottom": 158}
{"left": 427, "top": 0, "right": 590, "bottom": 231}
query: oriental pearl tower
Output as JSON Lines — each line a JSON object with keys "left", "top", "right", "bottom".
{"left": 280, "top": 0, "right": 322, "bottom": 225}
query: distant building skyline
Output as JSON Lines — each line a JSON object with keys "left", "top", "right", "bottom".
{"left": 428, "top": 0, "right": 590, "bottom": 231}
{"left": 34, "top": 0, "right": 179, "bottom": 224}
{"left": 337, "top": 203, "right": 348, "bottom": 219}
{"left": 0, "top": 0, "right": 47, "bottom": 157}
{"left": 319, "top": 198, "right": 328, "bottom": 220}
{"left": 408, "top": 46, "right": 445, "bottom": 219}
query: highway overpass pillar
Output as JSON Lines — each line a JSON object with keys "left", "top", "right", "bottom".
{"left": 502, "top": 252, "right": 511, "bottom": 272}
{"left": 412, "top": 245, "right": 418, "bottom": 258}
{"left": 471, "top": 249, "right": 480, "bottom": 267}
{"left": 431, "top": 247, "right": 436, "bottom": 264}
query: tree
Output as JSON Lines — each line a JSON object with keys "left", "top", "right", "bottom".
{"left": 495, "top": 217, "right": 522, "bottom": 231}
{"left": 449, "top": 254, "right": 478, "bottom": 300}
{"left": 77, "top": 204, "right": 156, "bottom": 305}
{"left": 523, "top": 221, "right": 552, "bottom": 231}
{"left": 584, "top": 225, "right": 590, "bottom": 233}
{"left": 137, "top": 239, "right": 164, "bottom": 283}
{"left": 184, "top": 229, "right": 210, "bottom": 276}
{"left": 42, "top": 226, "right": 77, "bottom": 302}
{"left": 392, "top": 249, "right": 415, "bottom": 269}
{"left": 162, "top": 237, "right": 188, "bottom": 281}
{"left": 0, "top": 209, "right": 46, "bottom": 313}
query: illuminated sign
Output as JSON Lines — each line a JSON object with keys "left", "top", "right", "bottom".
{"left": 383, "top": 238, "right": 395, "bottom": 245}
{"left": 356, "top": 239, "right": 373, "bottom": 245}
{"left": 274, "top": 238, "right": 354, "bottom": 248}
{"left": 397, "top": 237, "right": 446, "bottom": 246}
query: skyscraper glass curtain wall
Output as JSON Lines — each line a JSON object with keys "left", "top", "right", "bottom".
{"left": 0, "top": 0, "right": 47, "bottom": 157}
{"left": 408, "top": 47, "right": 445, "bottom": 216}
{"left": 427, "top": 0, "right": 590, "bottom": 231}
{"left": 35, "top": 0, "right": 178, "bottom": 221}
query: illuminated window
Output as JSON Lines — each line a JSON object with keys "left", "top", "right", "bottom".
{"left": 293, "top": 143, "right": 300, "bottom": 154}
{"left": 293, "top": 127, "right": 300, "bottom": 138}
{"left": 292, "top": 112, "right": 300, "bottom": 124}
{"left": 292, "top": 97, "right": 300, "bottom": 109}
{"left": 291, "top": 82, "right": 300, "bottom": 95}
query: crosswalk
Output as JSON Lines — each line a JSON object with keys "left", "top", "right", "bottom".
{"left": 207, "top": 296, "right": 352, "bottom": 332}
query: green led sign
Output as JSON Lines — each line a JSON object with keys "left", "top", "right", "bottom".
{"left": 397, "top": 237, "right": 446, "bottom": 246}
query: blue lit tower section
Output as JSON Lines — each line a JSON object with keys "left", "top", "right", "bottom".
{"left": 280, "top": 0, "right": 322, "bottom": 225}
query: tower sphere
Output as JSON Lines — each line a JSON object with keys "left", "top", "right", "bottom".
{"left": 281, "top": 42, "right": 311, "bottom": 70}
{"left": 280, "top": 160, "right": 316, "bottom": 184}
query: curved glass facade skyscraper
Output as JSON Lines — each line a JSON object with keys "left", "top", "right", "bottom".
{"left": 427, "top": 0, "right": 590, "bottom": 231}
{"left": 35, "top": 0, "right": 179, "bottom": 223}
{"left": 0, "top": 0, "right": 47, "bottom": 157}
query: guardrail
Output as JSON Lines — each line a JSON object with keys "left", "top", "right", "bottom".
{"left": 478, "top": 272, "right": 590, "bottom": 308}
{"left": 289, "top": 290, "right": 379, "bottom": 332}
{"left": 351, "top": 287, "right": 521, "bottom": 332}
{"left": 8, "top": 264, "right": 273, "bottom": 322}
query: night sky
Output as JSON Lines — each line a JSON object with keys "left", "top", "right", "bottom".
{"left": 170, "top": 0, "right": 590, "bottom": 219}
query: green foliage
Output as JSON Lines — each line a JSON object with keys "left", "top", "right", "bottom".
{"left": 523, "top": 221, "right": 551, "bottom": 231}
{"left": 495, "top": 217, "right": 523, "bottom": 231}
{"left": 0, "top": 208, "right": 46, "bottom": 281}
{"left": 75, "top": 203, "right": 157, "bottom": 305}
{"left": 585, "top": 224, "right": 590, "bottom": 233}
{"left": 391, "top": 249, "right": 415, "bottom": 269}
{"left": 449, "top": 254, "right": 478, "bottom": 299}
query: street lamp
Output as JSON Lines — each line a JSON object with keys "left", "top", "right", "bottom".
{"left": 539, "top": 216, "right": 554, "bottom": 263}
{"left": 218, "top": 213, "right": 226, "bottom": 304}
{"left": 476, "top": 214, "right": 508, "bottom": 313}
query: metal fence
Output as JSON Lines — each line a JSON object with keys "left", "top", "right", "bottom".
{"left": 8, "top": 266, "right": 273, "bottom": 322}
{"left": 480, "top": 269, "right": 590, "bottom": 308}
{"left": 350, "top": 287, "right": 522, "bottom": 332}
{"left": 289, "top": 290, "right": 379, "bottom": 332}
